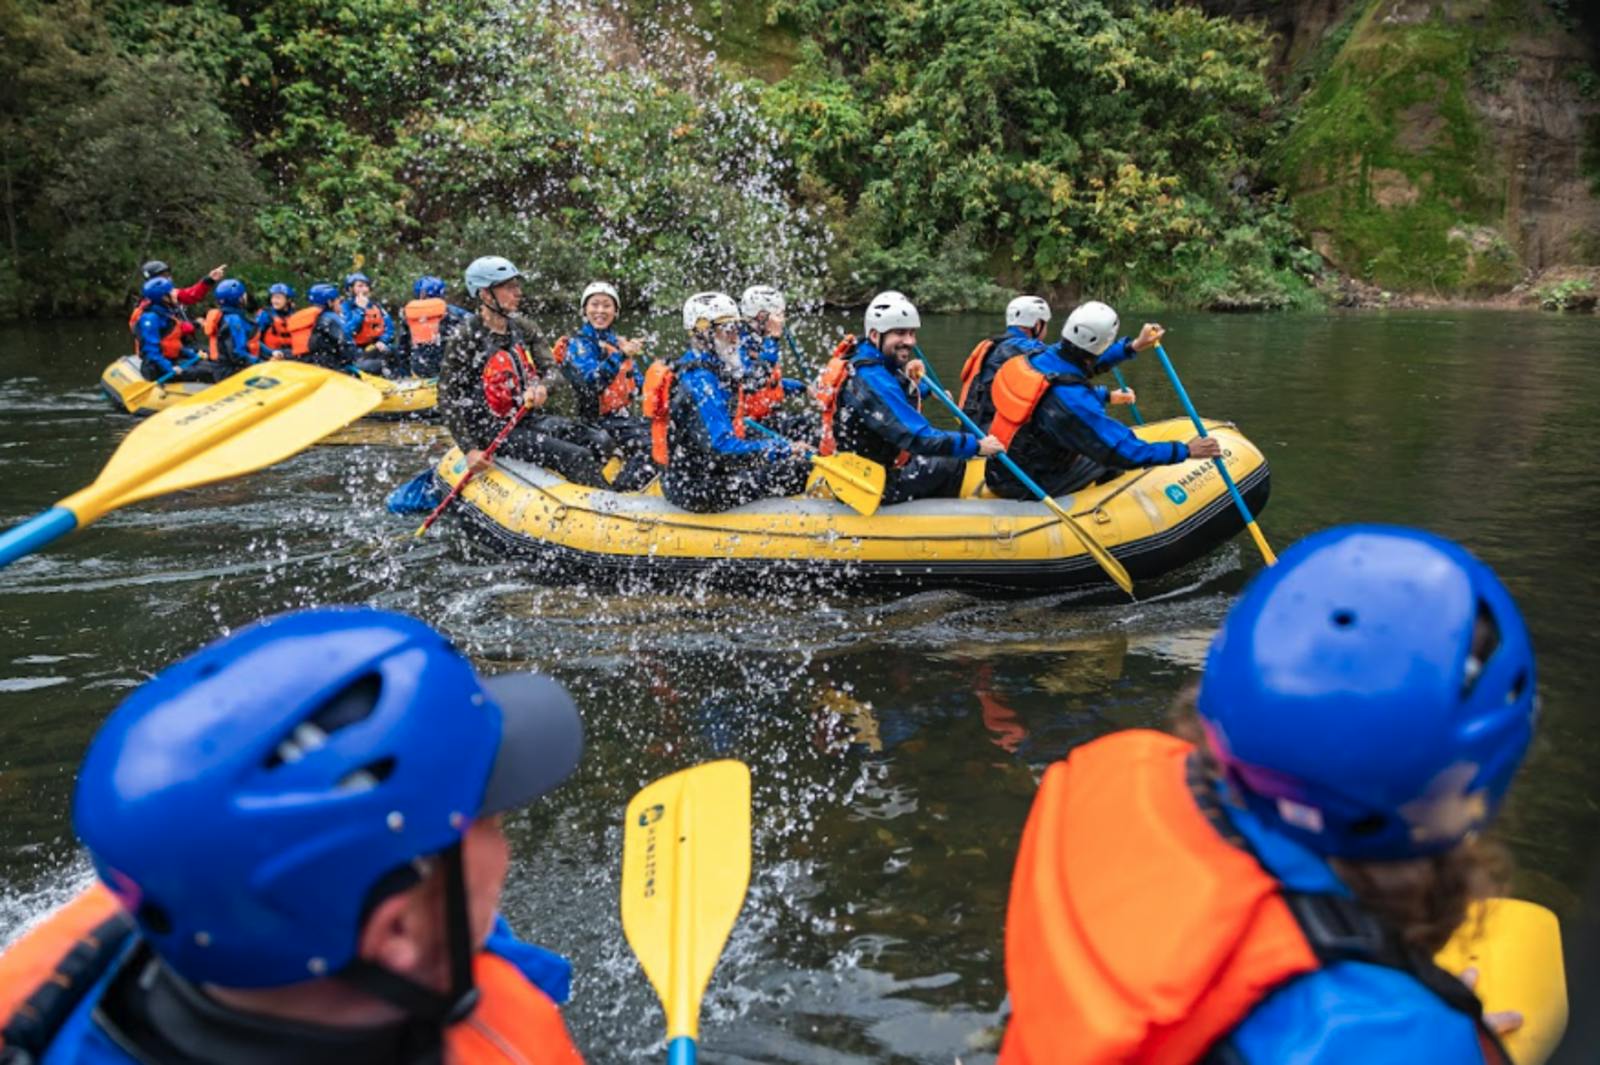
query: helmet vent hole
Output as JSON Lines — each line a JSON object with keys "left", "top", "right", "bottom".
{"left": 137, "top": 900, "right": 173, "bottom": 935}
{"left": 1507, "top": 670, "right": 1528, "bottom": 705}
{"left": 337, "top": 756, "right": 396, "bottom": 793}
{"left": 1331, "top": 610, "right": 1356, "bottom": 628}
{"left": 1463, "top": 600, "right": 1501, "bottom": 696}
{"left": 265, "top": 674, "right": 382, "bottom": 769}
{"left": 1349, "top": 815, "right": 1386, "bottom": 837}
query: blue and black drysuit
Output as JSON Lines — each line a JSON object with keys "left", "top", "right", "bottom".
{"left": 832, "top": 338, "right": 981, "bottom": 504}
{"left": 562, "top": 320, "right": 654, "bottom": 487}
{"left": 961, "top": 324, "right": 1050, "bottom": 429}
{"left": 210, "top": 307, "right": 262, "bottom": 372}
{"left": 304, "top": 308, "right": 361, "bottom": 373}
{"left": 661, "top": 349, "right": 810, "bottom": 513}
{"left": 737, "top": 325, "right": 812, "bottom": 441}
{"left": 984, "top": 341, "right": 1189, "bottom": 500}
{"left": 136, "top": 302, "right": 226, "bottom": 384}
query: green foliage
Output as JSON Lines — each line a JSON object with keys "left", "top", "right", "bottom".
{"left": 1535, "top": 277, "right": 1595, "bottom": 311}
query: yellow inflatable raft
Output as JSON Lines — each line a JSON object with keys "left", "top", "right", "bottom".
{"left": 429, "top": 416, "right": 1271, "bottom": 591}
{"left": 99, "top": 357, "right": 437, "bottom": 419}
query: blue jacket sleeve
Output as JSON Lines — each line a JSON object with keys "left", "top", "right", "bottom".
{"left": 1094, "top": 338, "right": 1137, "bottom": 372}
{"left": 856, "top": 364, "right": 978, "bottom": 458}
{"left": 685, "top": 369, "right": 787, "bottom": 459}
{"left": 1040, "top": 385, "right": 1187, "bottom": 469}
{"left": 781, "top": 377, "right": 806, "bottom": 395}
{"left": 1230, "top": 962, "right": 1490, "bottom": 1064}
{"left": 484, "top": 915, "right": 573, "bottom": 1005}
{"left": 341, "top": 303, "right": 362, "bottom": 340}
{"left": 568, "top": 332, "right": 630, "bottom": 389}
{"left": 137, "top": 312, "right": 176, "bottom": 373}
{"left": 254, "top": 310, "right": 280, "bottom": 351}
{"left": 227, "top": 315, "right": 258, "bottom": 362}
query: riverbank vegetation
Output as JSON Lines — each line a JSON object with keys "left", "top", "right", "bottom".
{"left": 2, "top": 0, "right": 1594, "bottom": 319}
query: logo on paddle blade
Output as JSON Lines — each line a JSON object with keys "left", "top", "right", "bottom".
{"left": 1165, "top": 485, "right": 1188, "bottom": 505}
{"left": 638, "top": 804, "right": 664, "bottom": 827}
{"left": 243, "top": 376, "right": 281, "bottom": 390}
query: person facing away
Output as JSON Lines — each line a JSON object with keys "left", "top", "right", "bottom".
{"left": 398, "top": 275, "right": 470, "bottom": 378}
{"left": 1001, "top": 524, "right": 1536, "bottom": 1064}
{"left": 0, "top": 606, "right": 587, "bottom": 1064}
{"left": 983, "top": 300, "right": 1218, "bottom": 500}
{"left": 735, "top": 284, "right": 808, "bottom": 436}
{"left": 646, "top": 291, "right": 811, "bottom": 513}
{"left": 815, "top": 291, "right": 1003, "bottom": 505}
{"left": 284, "top": 283, "right": 361, "bottom": 372}
{"left": 437, "top": 256, "right": 615, "bottom": 489}
{"left": 200, "top": 279, "right": 264, "bottom": 373}
{"left": 256, "top": 283, "right": 296, "bottom": 358}
{"left": 342, "top": 271, "right": 397, "bottom": 374}
{"left": 135, "top": 277, "right": 228, "bottom": 384}
{"left": 958, "top": 295, "right": 1053, "bottom": 429}
{"left": 128, "top": 259, "right": 226, "bottom": 351}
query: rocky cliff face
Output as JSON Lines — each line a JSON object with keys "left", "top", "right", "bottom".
{"left": 1209, "top": 0, "right": 1600, "bottom": 296}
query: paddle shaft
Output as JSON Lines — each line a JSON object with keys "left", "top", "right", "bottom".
{"left": 122, "top": 354, "right": 201, "bottom": 409}
{"left": 1110, "top": 366, "right": 1144, "bottom": 425}
{"left": 782, "top": 326, "right": 814, "bottom": 379}
{"left": 914, "top": 350, "right": 1134, "bottom": 596}
{"left": 1151, "top": 344, "right": 1276, "bottom": 566}
{"left": 416, "top": 400, "right": 531, "bottom": 535}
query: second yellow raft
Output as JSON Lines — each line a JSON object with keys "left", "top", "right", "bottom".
{"left": 99, "top": 357, "right": 437, "bottom": 419}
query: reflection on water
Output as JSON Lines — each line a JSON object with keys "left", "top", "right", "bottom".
{"left": 2, "top": 310, "right": 1598, "bottom": 1061}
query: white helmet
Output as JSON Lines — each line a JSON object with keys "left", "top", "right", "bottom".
{"left": 739, "top": 285, "right": 785, "bottom": 319}
{"left": 464, "top": 256, "right": 520, "bottom": 298}
{"left": 581, "top": 280, "right": 620, "bottom": 313}
{"left": 682, "top": 291, "right": 740, "bottom": 333}
{"left": 863, "top": 291, "right": 920, "bottom": 336}
{"left": 1006, "top": 295, "right": 1051, "bottom": 330}
{"left": 1062, "top": 300, "right": 1121, "bottom": 356}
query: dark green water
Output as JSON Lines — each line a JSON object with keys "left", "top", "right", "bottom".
{"left": 1, "top": 310, "right": 1597, "bottom": 1061}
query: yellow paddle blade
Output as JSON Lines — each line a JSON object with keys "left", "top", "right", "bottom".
{"left": 621, "top": 760, "right": 752, "bottom": 1045}
{"left": 59, "top": 364, "right": 381, "bottom": 527}
{"left": 811, "top": 452, "right": 885, "bottom": 517}
{"left": 1436, "top": 897, "right": 1567, "bottom": 1065}
{"left": 1036, "top": 494, "right": 1134, "bottom": 596}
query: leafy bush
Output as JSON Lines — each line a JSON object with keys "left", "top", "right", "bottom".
{"left": 1535, "top": 277, "right": 1596, "bottom": 311}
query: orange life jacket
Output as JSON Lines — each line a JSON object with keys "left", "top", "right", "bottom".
{"left": 128, "top": 301, "right": 147, "bottom": 355}
{"left": 352, "top": 303, "right": 387, "bottom": 347}
{"left": 1000, "top": 730, "right": 1507, "bottom": 1065}
{"left": 641, "top": 360, "right": 674, "bottom": 465}
{"left": 202, "top": 308, "right": 259, "bottom": 362}
{"left": 957, "top": 335, "right": 1000, "bottom": 409}
{"left": 286, "top": 306, "right": 323, "bottom": 358}
{"left": 739, "top": 361, "right": 786, "bottom": 422}
{"left": 987, "top": 355, "right": 1088, "bottom": 449}
{"left": 403, "top": 298, "right": 447, "bottom": 346}
{"left": 261, "top": 308, "right": 293, "bottom": 352}
{"left": 814, "top": 335, "right": 858, "bottom": 457}
{"left": 552, "top": 334, "right": 638, "bottom": 416}
{"left": 0, "top": 886, "right": 584, "bottom": 1065}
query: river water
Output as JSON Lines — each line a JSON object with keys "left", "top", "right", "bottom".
{"left": 1, "top": 309, "right": 1597, "bottom": 1061}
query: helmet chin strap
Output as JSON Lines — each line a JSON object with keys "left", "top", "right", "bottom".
{"left": 339, "top": 843, "right": 479, "bottom": 1026}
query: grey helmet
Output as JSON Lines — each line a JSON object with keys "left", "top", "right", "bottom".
{"left": 141, "top": 260, "right": 172, "bottom": 280}
{"left": 465, "top": 256, "right": 521, "bottom": 298}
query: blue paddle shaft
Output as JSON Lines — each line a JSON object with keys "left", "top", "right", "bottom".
{"left": 1111, "top": 366, "right": 1144, "bottom": 425}
{"left": 1152, "top": 344, "right": 1258, "bottom": 522}
{"left": 667, "top": 1036, "right": 696, "bottom": 1065}
{"left": 745, "top": 419, "right": 810, "bottom": 457}
{"left": 0, "top": 506, "right": 79, "bottom": 570}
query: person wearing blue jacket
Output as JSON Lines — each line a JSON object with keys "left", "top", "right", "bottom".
{"left": 135, "top": 277, "right": 228, "bottom": 384}
{"left": 1001, "top": 525, "right": 1534, "bottom": 1064}
{"left": 959, "top": 295, "right": 1053, "bottom": 428}
{"left": 0, "top": 607, "right": 588, "bottom": 1062}
{"left": 659, "top": 292, "right": 810, "bottom": 513}
{"left": 202, "top": 279, "right": 263, "bottom": 372}
{"left": 255, "top": 283, "right": 296, "bottom": 357}
{"left": 341, "top": 271, "right": 397, "bottom": 374}
{"left": 822, "top": 292, "right": 1002, "bottom": 505}
{"left": 736, "top": 285, "right": 808, "bottom": 433}
{"left": 983, "top": 301, "right": 1218, "bottom": 500}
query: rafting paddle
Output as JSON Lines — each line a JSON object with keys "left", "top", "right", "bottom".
{"left": 0, "top": 363, "right": 381, "bottom": 570}
{"left": 622, "top": 760, "right": 752, "bottom": 1065}
{"left": 913, "top": 350, "right": 1134, "bottom": 597}
{"left": 1150, "top": 343, "right": 1276, "bottom": 566}
{"left": 1110, "top": 366, "right": 1145, "bottom": 425}
{"left": 414, "top": 399, "right": 533, "bottom": 537}
{"left": 1436, "top": 897, "right": 1567, "bottom": 1065}
{"left": 745, "top": 420, "right": 885, "bottom": 517}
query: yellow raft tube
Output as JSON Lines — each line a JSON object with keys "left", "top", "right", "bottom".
{"left": 430, "top": 416, "right": 1270, "bottom": 591}
{"left": 99, "top": 356, "right": 437, "bottom": 419}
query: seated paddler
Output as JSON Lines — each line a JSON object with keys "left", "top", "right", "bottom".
{"left": 646, "top": 291, "right": 810, "bottom": 513}
{"left": 134, "top": 277, "right": 228, "bottom": 384}
{"left": 957, "top": 294, "right": 1052, "bottom": 429}
{"left": 342, "top": 271, "right": 397, "bottom": 376}
{"left": 983, "top": 301, "right": 1219, "bottom": 500}
{"left": 0, "top": 606, "right": 587, "bottom": 1064}
{"left": 1000, "top": 525, "right": 1537, "bottom": 1064}
{"left": 255, "top": 283, "right": 296, "bottom": 358}
{"left": 736, "top": 284, "right": 809, "bottom": 439}
{"left": 398, "top": 275, "right": 469, "bottom": 377}
{"left": 438, "top": 256, "right": 614, "bottom": 488}
{"left": 817, "top": 291, "right": 1002, "bottom": 505}
{"left": 200, "top": 279, "right": 264, "bottom": 373}
{"left": 285, "top": 282, "right": 361, "bottom": 372}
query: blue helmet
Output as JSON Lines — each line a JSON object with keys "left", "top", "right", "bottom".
{"left": 344, "top": 271, "right": 372, "bottom": 292}
{"left": 414, "top": 275, "right": 446, "bottom": 299}
{"left": 215, "top": 279, "right": 246, "bottom": 307}
{"left": 72, "top": 607, "right": 583, "bottom": 991}
{"left": 307, "top": 282, "right": 340, "bottom": 307}
{"left": 1197, "top": 525, "right": 1535, "bottom": 861}
{"left": 141, "top": 277, "right": 174, "bottom": 303}
{"left": 268, "top": 282, "right": 296, "bottom": 299}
